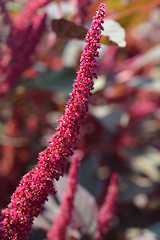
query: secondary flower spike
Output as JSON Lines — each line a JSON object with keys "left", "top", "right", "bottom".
{"left": 47, "top": 155, "right": 81, "bottom": 240}
{"left": 95, "top": 172, "right": 119, "bottom": 240}
{"left": 0, "top": 3, "right": 105, "bottom": 240}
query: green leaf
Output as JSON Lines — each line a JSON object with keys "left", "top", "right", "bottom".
{"left": 20, "top": 68, "right": 76, "bottom": 94}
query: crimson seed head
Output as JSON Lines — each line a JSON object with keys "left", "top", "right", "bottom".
{"left": 0, "top": 3, "right": 105, "bottom": 240}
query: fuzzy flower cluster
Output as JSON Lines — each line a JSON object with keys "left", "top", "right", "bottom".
{"left": 0, "top": 14, "right": 46, "bottom": 97}
{"left": 0, "top": 3, "right": 105, "bottom": 240}
{"left": 48, "top": 156, "right": 80, "bottom": 240}
{"left": 14, "top": 0, "right": 50, "bottom": 30}
{"left": 95, "top": 172, "right": 119, "bottom": 240}
{"left": 0, "top": 0, "right": 50, "bottom": 97}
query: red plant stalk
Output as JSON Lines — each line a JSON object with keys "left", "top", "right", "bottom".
{"left": 0, "top": 3, "right": 105, "bottom": 240}
{"left": 0, "top": 0, "right": 12, "bottom": 24}
{"left": 95, "top": 172, "right": 119, "bottom": 240}
{"left": 47, "top": 155, "right": 80, "bottom": 240}
{"left": 0, "top": 109, "right": 21, "bottom": 177}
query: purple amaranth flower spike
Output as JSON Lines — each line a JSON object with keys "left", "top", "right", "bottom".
{"left": 13, "top": 0, "right": 51, "bottom": 30}
{"left": 0, "top": 0, "right": 50, "bottom": 97}
{"left": 95, "top": 172, "right": 119, "bottom": 240}
{"left": 47, "top": 155, "right": 81, "bottom": 240}
{"left": 0, "top": 3, "right": 105, "bottom": 240}
{"left": 0, "top": 14, "right": 46, "bottom": 97}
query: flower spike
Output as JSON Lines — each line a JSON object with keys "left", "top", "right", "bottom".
{"left": 0, "top": 3, "right": 105, "bottom": 240}
{"left": 47, "top": 155, "right": 81, "bottom": 240}
{"left": 95, "top": 172, "right": 119, "bottom": 240}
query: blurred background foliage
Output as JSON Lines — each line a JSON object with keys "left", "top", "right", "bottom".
{"left": 1, "top": 0, "right": 160, "bottom": 239}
